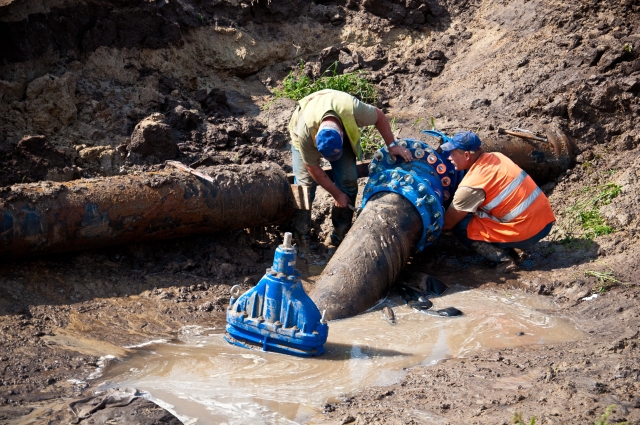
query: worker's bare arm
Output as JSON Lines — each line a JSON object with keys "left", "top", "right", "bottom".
{"left": 306, "top": 164, "right": 350, "bottom": 208}
{"left": 443, "top": 206, "right": 469, "bottom": 231}
{"left": 374, "top": 108, "right": 412, "bottom": 162}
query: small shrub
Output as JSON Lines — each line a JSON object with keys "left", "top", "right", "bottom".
{"left": 560, "top": 182, "right": 622, "bottom": 240}
{"left": 512, "top": 412, "right": 536, "bottom": 425}
{"left": 584, "top": 269, "right": 624, "bottom": 293}
{"left": 272, "top": 60, "right": 377, "bottom": 104}
{"left": 594, "top": 404, "right": 628, "bottom": 425}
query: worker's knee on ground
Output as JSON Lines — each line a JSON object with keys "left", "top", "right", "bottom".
{"left": 470, "top": 241, "right": 510, "bottom": 263}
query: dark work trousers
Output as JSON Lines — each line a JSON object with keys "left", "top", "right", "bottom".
{"left": 452, "top": 213, "right": 554, "bottom": 249}
{"left": 291, "top": 144, "right": 358, "bottom": 245}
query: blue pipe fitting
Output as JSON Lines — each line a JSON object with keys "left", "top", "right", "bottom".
{"left": 362, "top": 131, "right": 465, "bottom": 251}
{"left": 225, "top": 232, "right": 329, "bottom": 357}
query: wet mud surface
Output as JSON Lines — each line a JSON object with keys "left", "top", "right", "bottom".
{"left": 1, "top": 0, "right": 640, "bottom": 423}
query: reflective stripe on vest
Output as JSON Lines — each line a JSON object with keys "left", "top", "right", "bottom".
{"left": 477, "top": 177, "right": 542, "bottom": 224}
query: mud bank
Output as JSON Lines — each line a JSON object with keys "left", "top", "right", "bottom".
{"left": 1, "top": 0, "right": 640, "bottom": 423}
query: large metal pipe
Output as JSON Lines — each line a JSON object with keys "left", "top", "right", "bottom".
{"left": 482, "top": 125, "right": 574, "bottom": 183}
{"left": 309, "top": 192, "right": 422, "bottom": 320}
{"left": 418, "top": 125, "right": 574, "bottom": 184}
{"left": 310, "top": 126, "right": 575, "bottom": 320}
{"left": 0, "top": 163, "right": 294, "bottom": 258}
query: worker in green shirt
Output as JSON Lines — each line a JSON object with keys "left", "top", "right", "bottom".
{"left": 289, "top": 89, "right": 412, "bottom": 248}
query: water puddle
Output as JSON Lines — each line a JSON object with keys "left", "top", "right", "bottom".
{"left": 97, "top": 287, "right": 584, "bottom": 424}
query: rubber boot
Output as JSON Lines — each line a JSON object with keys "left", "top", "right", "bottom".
{"left": 329, "top": 206, "right": 355, "bottom": 247}
{"left": 469, "top": 241, "right": 518, "bottom": 273}
{"left": 292, "top": 209, "right": 312, "bottom": 255}
{"left": 509, "top": 247, "right": 527, "bottom": 264}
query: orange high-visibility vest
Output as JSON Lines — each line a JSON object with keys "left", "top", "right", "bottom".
{"left": 462, "top": 152, "right": 556, "bottom": 243}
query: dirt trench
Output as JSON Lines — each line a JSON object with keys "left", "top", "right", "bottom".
{"left": 1, "top": 0, "right": 640, "bottom": 423}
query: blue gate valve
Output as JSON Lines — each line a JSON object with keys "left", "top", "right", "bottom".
{"left": 225, "top": 232, "right": 329, "bottom": 357}
{"left": 362, "top": 131, "right": 465, "bottom": 250}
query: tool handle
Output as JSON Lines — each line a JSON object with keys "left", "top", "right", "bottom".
{"left": 498, "top": 128, "right": 548, "bottom": 143}
{"left": 165, "top": 160, "right": 215, "bottom": 183}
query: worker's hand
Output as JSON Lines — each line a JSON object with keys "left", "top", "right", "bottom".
{"left": 389, "top": 145, "right": 413, "bottom": 162}
{"left": 333, "top": 191, "right": 351, "bottom": 209}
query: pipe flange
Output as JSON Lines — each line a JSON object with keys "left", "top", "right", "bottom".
{"left": 363, "top": 136, "right": 464, "bottom": 250}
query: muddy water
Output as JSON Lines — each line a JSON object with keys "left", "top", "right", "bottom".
{"left": 97, "top": 287, "right": 584, "bottom": 424}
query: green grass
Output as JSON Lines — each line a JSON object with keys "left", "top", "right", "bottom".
{"left": 360, "top": 117, "right": 398, "bottom": 155}
{"left": 595, "top": 404, "right": 628, "bottom": 425}
{"left": 272, "top": 60, "right": 377, "bottom": 104}
{"left": 584, "top": 269, "right": 624, "bottom": 293}
{"left": 269, "top": 60, "right": 388, "bottom": 156}
{"left": 512, "top": 412, "right": 536, "bottom": 425}
{"left": 560, "top": 182, "right": 622, "bottom": 240}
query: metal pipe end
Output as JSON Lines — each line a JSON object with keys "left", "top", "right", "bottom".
{"left": 283, "top": 232, "right": 292, "bottom": 248}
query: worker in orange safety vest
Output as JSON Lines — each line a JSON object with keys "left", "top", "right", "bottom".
{"left": 442, "top": 131, "right": 556, "bottom": 273}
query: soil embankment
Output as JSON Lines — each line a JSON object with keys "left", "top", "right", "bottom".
{"left": 1, "top": 0, "right": 639, "bottom": 423}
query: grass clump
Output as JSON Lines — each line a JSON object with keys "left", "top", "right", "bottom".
{"left": 271, "top": 59, "right": 389, "bottom": 156}
{"left": 360, "top": 117, "right": 399, "bottom": 155}
{"left": 595, "top": 404, "right": 628, "bottom": 425}
{"left": 584, "top": 269, "right": 624, "bottom": 293}
{"left": 560, "top": 182, "right": 622, "bottom": 240}
{"left": 512, "top": 412, "right": 536, "bottom": 425}
{"left": 272, "top": 60, "right": 377, "bottom": 104}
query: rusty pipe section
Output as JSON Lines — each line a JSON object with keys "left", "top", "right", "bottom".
{"left": 0, "top": 163, "right": 294, "bottom": 258}
{"left": 483, "top": 124, "right": 575, "bottom": 183}
{"left": 309, "top": 192, "right": 422, "bottom": 321}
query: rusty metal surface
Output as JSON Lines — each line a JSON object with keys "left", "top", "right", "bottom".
{"left": 0, "top": 163, "right": 294, "bottom": 258}
{"left": 484, "top": 124, "right": 575, "bottom": 183}
{"left": 309, "top": 192, "right": 422, "bottom": 321}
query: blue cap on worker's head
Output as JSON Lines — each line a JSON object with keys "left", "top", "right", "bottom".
{"left": 316, "top": 128, "right": 343, "bottom": 162}
{"left": 440, "top": 131, "right": 482, "bottom": 152}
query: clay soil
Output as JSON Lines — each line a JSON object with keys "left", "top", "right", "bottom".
{"left": 1, "top": 0, "right": 639, "bottom": 423}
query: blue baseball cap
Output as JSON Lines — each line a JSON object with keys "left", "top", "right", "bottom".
{"left": 440, "top": 131, "right": 482, "bottom": 152}
{"left": 316, "top": 128, "right": 343, "bottom": 162}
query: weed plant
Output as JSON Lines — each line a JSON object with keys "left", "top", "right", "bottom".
{"left": 272, "top": 60, "right": 377, "bottom": 104}
{"left": 595, "top": 404, "right": 628, "bottom": 425}
{"left": 558, "top": 182, "right": 622, "bottom": 240}
{"left": 512, "top": 412, "right": 536, "bottom": 425}
{"left": 584, "top": 268, "right": 626, "bottom": 293}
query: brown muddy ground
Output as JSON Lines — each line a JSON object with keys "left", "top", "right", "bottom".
{"left": 1, "top": 0, "right": 639, "bottom": 423}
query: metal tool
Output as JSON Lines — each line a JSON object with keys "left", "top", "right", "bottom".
{"left": 347, "top": 203, "right": 362, "bottom": 218}
{"left": 166, "top": 160, "right": 214, "bottom": 183}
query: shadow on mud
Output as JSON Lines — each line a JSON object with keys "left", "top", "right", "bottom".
{"left": 0, "top": 229, "right": 281, "bottom": 317}
{"left": 401, "top": 235, "right": 601, "bottom": 288}
{"left": 322, "top": 341, "right": 411, "bottom": 360}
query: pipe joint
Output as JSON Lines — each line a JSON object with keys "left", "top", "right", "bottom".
{"left": 361, "top": 135, "right": 465, "bottom": 251}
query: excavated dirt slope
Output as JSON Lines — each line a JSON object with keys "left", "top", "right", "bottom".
{"left": 1, "top": 0, "right": 639, "bottom": 423}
